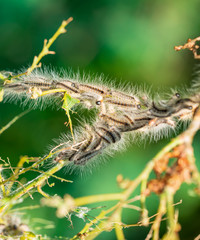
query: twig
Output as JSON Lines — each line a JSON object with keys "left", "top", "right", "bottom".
{"left": 74, "top": 193, "right": 123, "bottom": 206}
{"left": 152, "top": 193, "right": 166, "bottom": 240}
{"left": 140, "top": 178, "right": 149, "bottom": 226}
{"left": 174, "top": 37, "right": 200, "bottom": 59}
{"left": 0, "top": 160, "right": 66, "bottom": 214}
{"left": 0, "top": 109, "right": 30, "bottom": 135}
{"left": 6, "top": 155, "right": 30, "bottom": 195}
{"left": 114, "top": 207, "right": 125, "bottom": 240}
{"left": 3, "top": 18, "right": 73, "bottom": 82}
{"left": 37, "top": 185, "right": 50, "bottom": 198}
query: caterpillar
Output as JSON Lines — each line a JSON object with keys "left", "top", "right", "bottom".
{"left": 1, "top": 68, "right": 200, "bottom": 168}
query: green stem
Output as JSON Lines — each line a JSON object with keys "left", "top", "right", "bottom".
{"left": 152, "top": 193, "right": 166, "bottom": 240}
{"left": 166, "top": 189, "right": 175, "bottom": 234}
{"left": 114, "top": 207, "right": 125, "bottom": 240}
{"left": 0, "top": 109, "right": 30, "bottom": 135}
{"left": 0, "top": 160, "right": 66, "bottom": 213}
{"left": 140, "top": 178, "right": 148, "bottom": 226}
{"left": 74, "top": 193, "right": 123, "bottom": 206}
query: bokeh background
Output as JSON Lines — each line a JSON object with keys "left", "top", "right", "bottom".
{"left": 0, "top": 0, "right": 200, "bottom": 239}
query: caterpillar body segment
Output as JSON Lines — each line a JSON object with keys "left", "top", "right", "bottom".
{"left": 2, "top": 68, "right": 200, "bottom": 167}
{"left": 54, "top": 122, "right": 122, "bottom": 165}
{"left": 2, "top": 70, "right": 143, "bottom": 109}
{"left": 79, "top": 83, "right": 111, "bottom": 96}
{"left": 54, "top": 81, "right": 80, "bottom": 95}
{"left": 149, "top": 97, "right": 199, "bottom": 120}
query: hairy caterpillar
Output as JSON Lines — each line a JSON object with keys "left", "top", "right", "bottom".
{"left": 1, "top": 68, "right": 200, "bottom": 168}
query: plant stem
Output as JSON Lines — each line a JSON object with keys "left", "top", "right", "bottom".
{"left": 140, "top": 178, "right": 149, "bottom": 226}
{"left": 0, "top": 109, "right": 30, "bottom": 135}
{"left": 0, "top": 160, "right": 66, "bottom": 214}
{"left": 114, "top": 207, "right": 125, "bottom": 240}
{"left": 74, "top": 193, "right": 123, "bottom": 206}
{"left": 166, "top": 189, "right": 175, "bottom": 235}
{"left": 152, "top": 193, "right": 166, "bottom": 240}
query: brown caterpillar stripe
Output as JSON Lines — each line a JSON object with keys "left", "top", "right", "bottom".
{"left": 24, "top": 81, "right": 51, "bottom": 88}
{"left": 100, "top": 114, "right": 130, "bottom": 126}
{"left": 95, "top": 129, "right": 113, "bottom": 144}
{"left": 79, "top": 84, "right": 108, "bottom": 95}
{"left": 134, "top": 117, "right": 152, "bottom": 122}
{"left": 78, "top": 134, "right": 94, "bottom": 152}
{"left": 74, "top": 149, "right": 104, "bottom": 165}
{"left": 124, "top": 114, "right": 134, "bottom": 124}
{"left": 98, "top": 127, "right": 120, "bottom": 143}
{"left": 56, "top": 82, "right": 80, "bottom": 93}
{"left": 105, "top": 99, "right": 137, "bottom": 108}
{"left": 111, "top": 90, "right": 137, "bottom": 101}
{"left": 3, "top": 68, "right": 200, "bottom": 167}
{"left": 87, "top": 135, "right": 102, "bottom": 151}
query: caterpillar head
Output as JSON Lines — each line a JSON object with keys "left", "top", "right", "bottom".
{"left": 173, "top": 99, "right": 199, "bottom": 121}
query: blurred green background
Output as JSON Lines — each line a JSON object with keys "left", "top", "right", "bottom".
{"left": 0, "top": 0, "right": 200, "bottom": 239}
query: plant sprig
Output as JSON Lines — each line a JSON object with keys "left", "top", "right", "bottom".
{"left": 3, "top": 17, "right": 73, "bottom": 83}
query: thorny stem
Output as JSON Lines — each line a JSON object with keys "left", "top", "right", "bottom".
{"left": 6, "top": 155, "right": 31, "bottom": 195}
{"left": 0, "top": 146, "right": 69, "bottom": 186}
{"left": 0, "top": 160, "right": 66, "bottom": 214}
{"left": 83, "top": 203, "right": 124, "bottom": 240}
{"left": 71, "top": 205, "right": 118, "bottom": 240}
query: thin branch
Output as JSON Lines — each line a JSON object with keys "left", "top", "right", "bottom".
{"left": 0, "top": 109, "right": 30, "bottom": 135}
{"left": 3, "top": 18, "right": 73, "bottom": 82}
{"left": 74, "top": 193, "right": 123, "bottom": 206}
{"left": 114, "top": 207, "right": 125, "bottom": 240}
{"left": 0, "top": 160, "right": 66, "bottom": 214}
{"left": 152, "top": 193, "right": 166, "bottom": 240}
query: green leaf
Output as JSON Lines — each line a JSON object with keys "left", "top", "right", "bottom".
{"left": 62, "top": 93, "right": 80, "bottom": 111}
{"left": 62, "top": 93, "right": 80, "bottom": 139}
